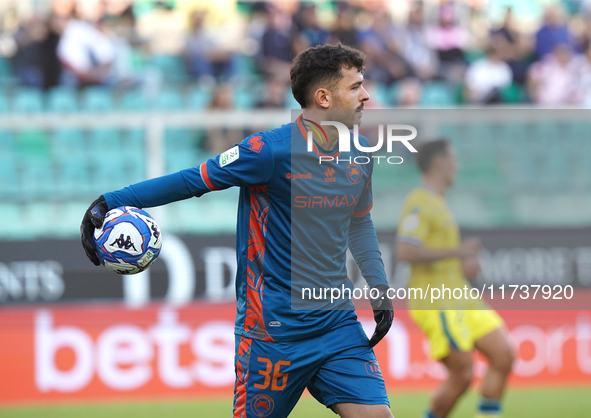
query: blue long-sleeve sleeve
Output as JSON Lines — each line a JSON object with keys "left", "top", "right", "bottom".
{"left": 104, "top": 133, "right": 275, "bottom": 210}
{"left": 348, "top": 212, "right": 388, "bottom": 288}
{"left": 104, "top": 170, "right": 200, "bottom": 210}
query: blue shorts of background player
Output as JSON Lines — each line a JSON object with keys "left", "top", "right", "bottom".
{"left": 233, "top": 315, "right": 390, "bottom": 418}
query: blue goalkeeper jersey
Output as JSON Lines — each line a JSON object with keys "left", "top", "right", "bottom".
{"left": 105, "top": 114, "right": 387, "bottom": 342}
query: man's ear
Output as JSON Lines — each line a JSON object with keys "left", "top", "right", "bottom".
{"left": 312, "top": 87, "right": 331, "bottom": 109}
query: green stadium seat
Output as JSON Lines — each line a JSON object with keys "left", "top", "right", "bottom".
{"left": 120, "top": 89, "right": 147, "bottom": 111}
{"left": 0, "top": 203, "right": 23, "bottom": 237}
{"left": 0, "top": 130, "right": 14, "bottom": 155}
{"left": 284, "top": 91, "right": 300, "bottom": 109}
{"left": 187, "top": 86, "right": 213, "bottom": 110}
{"left": 51, "top": 129, "right": 85, "bottom": 160}
{"left": 447, "top": 193, "right": 490, "bottom": 226}
{"left": 122, "top": 128, "right": 145, "bottom": 151}
{"left": 0, "top": 56, "right": 13, "bottom": 79}
{"left": 151, "top": 54, "right": 190, "bottom": 83}
{"left": 20, "top": 160, "right": 54, "bottom": 199}
{"left": 233, "top": 87, "right": 255, "bottom": 109}
{"left": 0, "top": 91, "right": 9, "bottom": 113}
{"left": 47, "top": 87, "right": 78, "bottom": 112}
{"left": 499, "top": 82, "right": 526, "bottom": 104}
{"left": 89, "top": 129, "right": 122, "bottom": 154}
{"left": 55, "top": 159, "right": 91, "bottom": 199}
{"left": 17, "top": 129, "right": 50, "bottom": 162}
{"left": 420, "top": 82, "right": 455, "bottom": 107}
{"left": 91, "top": 151, "right": 128, "bottom": 192}
{"left": 81, "top": 87, "right": 113, "bottom": 112}
{"left": 0, "top": 155, "right": 18, "bottom": 198}
{"left": 12, "top": 88, "right": 43, "bottom": 112}
{"left": 507, "top": 154, "right": 538, "bottom": 190}
{"left": 23, "top": 202, "right": 56, "bottom": 236}
{"left": 156, "top": 89, "right": 183, "bottom": 110}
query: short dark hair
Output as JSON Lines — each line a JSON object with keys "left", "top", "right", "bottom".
{"left": 290, "top": 43, "right": 365, "bottom": 108}
{"left": 416, "top": 139, "right": 450, "bottom": 173}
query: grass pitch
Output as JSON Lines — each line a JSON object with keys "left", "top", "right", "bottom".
{"left": 1, "top": 387, "right": 590, "bottom": 418}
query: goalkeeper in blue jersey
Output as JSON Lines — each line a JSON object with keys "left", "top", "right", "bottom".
{"left": 81, "top": 44, "right": 394, "bottom": 418}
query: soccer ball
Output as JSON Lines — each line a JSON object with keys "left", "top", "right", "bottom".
{"left": 93, "top": 206, "right": 162, "bottom": 274}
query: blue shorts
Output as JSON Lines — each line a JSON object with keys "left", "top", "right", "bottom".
{"left": 233, "top": 316, "right": 389, "bottom": 418}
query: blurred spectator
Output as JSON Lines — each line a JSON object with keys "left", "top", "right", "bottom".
{"left": 576, "top": 43, "right": 591, "bottom": 106}
{"left": 101, "top": 7, "right": 144, "bottom": 87}
{"left": 185, "top": 10, "right": 235, "bottom": 82}
{"left": 490, "top": 7, "right": 531, "bottom": 85}
{"left": 465, "top": 44, "right": 512, "bottom": 104}
{"left": 396, "top": 77, "right": 423, "bottom": 107}
{"left": 528, "top": 43, "right": 579, "bottom": 105}
{"left": 358, "top": 9, "right": 410, "bottom": 85}
{"left": 205, "top": 83, "right": 245, "bottom": 154}
{"left": 13, "top": 15, "right": 49, "bottom": 88}
{"left": 255, "top": 78, "right": 287, "bottom": 108}
{"left": 41, "top": 14, "right": 67, "bottom": 90}
{"left": 398, "top": 1, "right": 438, "bottom": 80}
{"left": 535, "top": 5, "right": 574, "bottom": 59}
{"left": 13, "top": 13, "right": 65, "bottom": 90}
{"left": 426, "top": 2, "right": 470, "bottom": 83}
{"left": 292, "top": 4, "right": 331, "bottom": 55}
{"left": 330, "top": 2, "right": 359, "bottom": 48}
{"left": 259, "top": 6, "right": 293, "bottom": 82}
{"left": 57, "top": 17, "right": 116, "bottom": 87}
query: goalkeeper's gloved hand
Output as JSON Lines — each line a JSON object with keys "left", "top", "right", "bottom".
{"left": 368, "top": 284, "right": 394, "bottom": 347}
{"left": 80, "top": 195, "right": 108, "bottom": 266}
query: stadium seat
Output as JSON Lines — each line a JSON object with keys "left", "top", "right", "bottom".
{"left": 150, "top": 54, "right": 190, "bottom": 84}
{"left": 156, "top": 89, "right": 184, "bottom": 110}
{"left": 233, "top": 87, "right": 255, "bottom": 109}
{"left": 88, "top": 129, "right": 122, "bottom": 157}
{"left": 122, "top": 128, "right": 145, "bottom": 151}
{"left": 46, "top": 87, "right": 78, "bottom": 112}
{"left": 120, "top": 89, "right": 147, "bottom": 111}
{"left": 420, "top": 82, "right": 455, "bottom": 107}
{"left": 16, "top": 129, "right": 50, "bottom": 162}
{"left": 23, "top": 202, "right": 56, "bottom": 236}
{"left": 0, "top": 91, "right": 9, "bottom": 113}
{"left": 0, "top": 203, "right": 22, "bottom": 237}
{"left": 81, "top": 87, "right": 113, "bottom": 112}
{"left": 187, "top": 86, "right": 213, "bottom": 110}
{"left": 0, "top": 56, "right": 13, "bottom": 79}
{"left": 447, "top": 192, "right": 490, "bottom": 226}
{"left": 91, "top": 151, "right": 128, "bottom": 192}
{"left": 20, "top": 159, "right": 54, "bottom": 200}
{"left": 12, "top": 88, "right": 44, "bottom": 113}
{"left": 0, "top": 130, "right": 14, "bottom": 155}
{"left": 0, "top": 155, "right": 18, "bottom": 199}
{"left": 461, "top": 123, "right": 497, "bottom": 155}
{"left": 55, "top": 159, "right": 91, "bottom": 199}
{"left": 499, "top": 82, "right": 526, "bottom": 104}
{"left": 284, "top": 91, "right": 300, "bottom": 109}
{"left": 51, "top": 129, "right": 85, "bottom": 160}
{"left": 507, "top": 153, "right": 538, "bottom": 190}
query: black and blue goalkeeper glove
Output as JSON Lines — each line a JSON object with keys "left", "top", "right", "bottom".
{"left": 80, "top": 195, "right": 108, "bottom": 266}
{"left": 369, "top": 284, "right": 394, "bottom": 347}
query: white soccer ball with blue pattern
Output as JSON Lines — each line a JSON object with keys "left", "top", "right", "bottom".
{"left": 93, "top": 206, "right": 162, "bottom": 274}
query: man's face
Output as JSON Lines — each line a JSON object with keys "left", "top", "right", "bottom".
{"left": 435, "top": 145, "right": 459, "bottom": 187}
{"left": 329, "top": 66, "right": 370, "bottom": 128}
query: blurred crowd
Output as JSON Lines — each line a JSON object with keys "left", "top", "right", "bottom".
{"left": 3, "top": 0, "right": 591, "bottom": 107}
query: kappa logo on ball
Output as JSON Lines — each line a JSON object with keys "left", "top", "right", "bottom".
{"left": 220, "top": 146, "right": 240, "bottom": 167}
{"left": 251, "top": 394, "right": 274, "bottom": 417}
